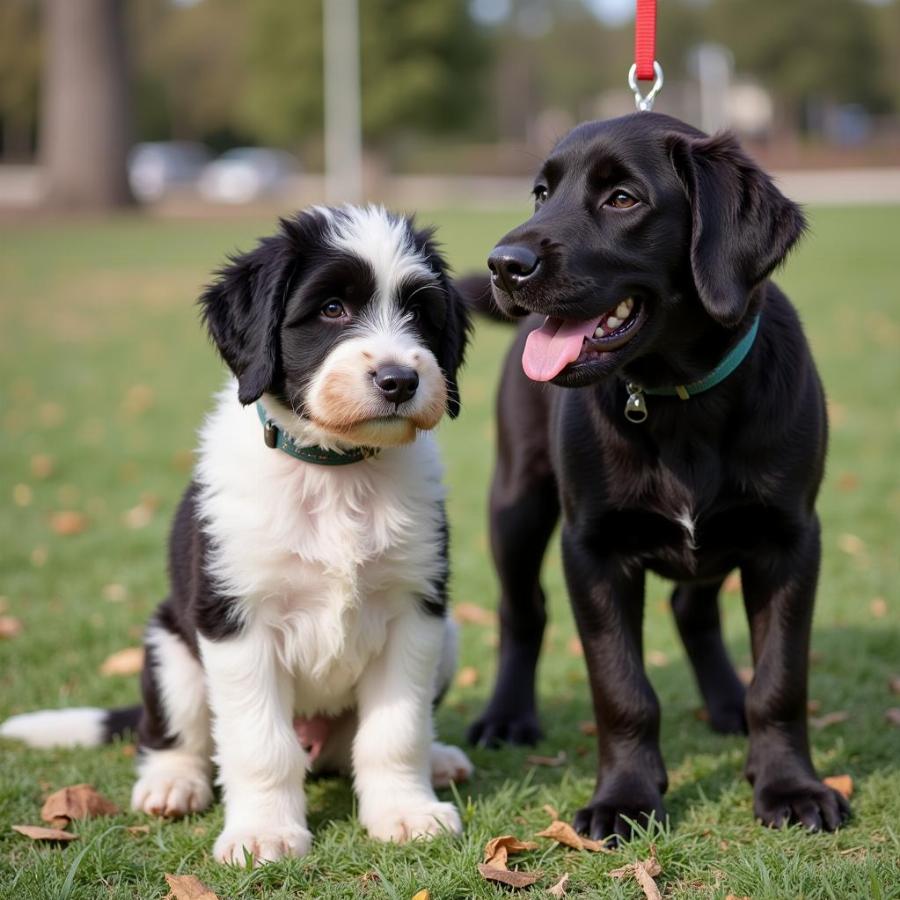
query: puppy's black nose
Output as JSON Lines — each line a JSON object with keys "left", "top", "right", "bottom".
{"left": 373, "top": 365, "right": 419, "bottom": 404}
{"left": 488, "top": 245, "right": 540, "bottom": 294}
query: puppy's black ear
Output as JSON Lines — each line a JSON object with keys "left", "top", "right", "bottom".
{"left": 200, "top": 233, "right": 296, "bottom": 406}
{"left": 668, "top": 131, "right": 806, "bottom": 326}
{"left": 439, "top": 282, "right": 471, "bottom": 419}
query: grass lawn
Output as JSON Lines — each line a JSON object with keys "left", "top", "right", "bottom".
{"left": 1, "top": 205, "right": 899, "bottom": 899}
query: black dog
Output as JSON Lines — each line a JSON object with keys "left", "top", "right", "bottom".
{"left": 469, "top": 113, "right": 849, "bottom": 841}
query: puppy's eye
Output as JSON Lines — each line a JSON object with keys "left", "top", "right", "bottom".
{"left": 320, "top": 299, "right": 346, "bottom": 319}
{"left": 606, "top": 190, "right": 639, "bottom": 209}
{"left": 533, "top": 185, "right": 549, "bottom": 206}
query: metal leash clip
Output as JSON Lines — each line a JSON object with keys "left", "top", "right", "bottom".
{"left": 628, "top": 61, "right": 664, "bottom": 112}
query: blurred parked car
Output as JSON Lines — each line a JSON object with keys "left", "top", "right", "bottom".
{"left": 128, "top": 142, "right": 211, "bottom": 202}
{"left": 198, "top": 148, "right": 300, "bottom": 204}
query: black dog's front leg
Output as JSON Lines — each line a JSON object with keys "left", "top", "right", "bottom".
{"left": 563, "top": 529, "right": 667, "bottom": 842}
{"left": 741, "top": 516, "right": 850, "bottom": 831}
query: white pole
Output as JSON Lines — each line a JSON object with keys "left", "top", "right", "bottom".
{"left": 323, "top": 0, "right": 363, "bottom": 204}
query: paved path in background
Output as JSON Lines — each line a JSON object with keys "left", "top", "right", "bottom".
{"left": 3, "top": 166, "right": 900, "bottom": 213}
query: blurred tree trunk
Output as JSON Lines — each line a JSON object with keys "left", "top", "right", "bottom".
{"left": 41, "top": 0, "right": 133, "bottom": 209}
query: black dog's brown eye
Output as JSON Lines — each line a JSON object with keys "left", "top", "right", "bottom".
{"left": 606, "top": 190, "right": 638, "bottom": 209}
{"left": 320, "top": 300, "right": 345, "bottom": 319}
{"left": 533, "top": 186, "right": 549, "bottom": 205}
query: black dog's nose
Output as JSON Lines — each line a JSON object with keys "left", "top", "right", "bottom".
{"left": 488, "top": 245, "right": 541, "bottom": 294}
{"left": 373, "top": 365, "right": 419, "bottom": 404}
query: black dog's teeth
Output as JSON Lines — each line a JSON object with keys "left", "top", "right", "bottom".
{"left": 593, "top": 297, "right": 635, "bottom": 337}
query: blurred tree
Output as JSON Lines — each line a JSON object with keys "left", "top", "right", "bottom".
{"left": 237, "top": 0, "right": 486, "bottom": 149}
{"left": 708, "top": 0, "right": 887, "bottom": 130}
{"left": 42, "top": 0, "right": 133, "bottom": 208}
{"left": 0, "top": 0, "right": 41, "bottom": 160}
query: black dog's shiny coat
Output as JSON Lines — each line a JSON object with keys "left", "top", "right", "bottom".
{"left": 469, "top": 113, "right": 849, "bottom": 840}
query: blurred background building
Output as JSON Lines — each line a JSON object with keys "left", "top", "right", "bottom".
{"left": 1, "top": 0, "right": 899, "bottom": 211}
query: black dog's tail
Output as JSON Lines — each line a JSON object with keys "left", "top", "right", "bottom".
{"left": 455, "top": 273, "right": 515, "bottom": 325}
{"left": 0, "top": 704, "right": 141, "bottom": 748}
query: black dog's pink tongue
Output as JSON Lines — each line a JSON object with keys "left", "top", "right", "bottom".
{"left": 523, "top": 315, "right": 604, "bottom": 381}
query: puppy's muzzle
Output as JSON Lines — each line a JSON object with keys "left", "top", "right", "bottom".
{"left": 373, "top": 365, "right": 419, "bottom": 405}
{"left": 488, "top": 245, "right": 541, "bottom": 295}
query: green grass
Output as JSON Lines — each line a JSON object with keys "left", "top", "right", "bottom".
{"left": 1, "top": 206, "right": 899, "bottom": 899}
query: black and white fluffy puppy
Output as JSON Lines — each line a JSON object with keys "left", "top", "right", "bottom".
{"left": 1, "top": 205, "right": 474, "bottom": 864}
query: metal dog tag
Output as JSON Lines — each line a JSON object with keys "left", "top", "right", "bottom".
{"left": 263, "top": 419, "right": 279, "bottom": 448}
{"left": 624, "top": 384, "right": 648, "bottom": 423}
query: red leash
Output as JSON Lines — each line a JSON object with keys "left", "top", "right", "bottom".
{"left": 634, "top": 0, "right": 657, "bottom": 82}
{"left": 629, "top": 0, "right": 663, "bottom": 110}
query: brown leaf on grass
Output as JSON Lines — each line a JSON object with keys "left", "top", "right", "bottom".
{"left": 723, "top": 571, "right": 742, "bottom": 594}
{"left": 836, "top": 472, "right": 859, "bottom": 492}
{"left": 50, "top": 510, "right": 88, "bottom": 536}
{"left": 609, "top": 853, "right": 662, "bottom": 900}
{"left": 809, "top": 711, "right": 849, "bottom": 730}
{"left": 41, "top": 783, "right": 119, "bottom": 826}
{"left": 164, "top": 873, "right": 219, "bottom": 900}
{"left": 837, "top": 533, "right": 866, "bottom": 557}
{"left": 12, "top": 824, "right": 78, "bottom": 841}
{"left": 483, "top": 834, "right": 539, "bottom": 869}
{"left": 456, "top": 666, "right": 479, "bottom": 688}
{"left": 13, "top": 484, "right": 33, "bottom": 507}
{"left": 526, "top": 751, "right": 567, "bottom": 768}
{"left": 889, "top": 676, "right": 900, "bottom": 695}
{"left": 725, "top": 895, "right": 751, "bottom": 900}
{"left": 123, "top": 500, "right": 155, "bottom": 530}
{"left": 0, "top": 617, "right": 23, "bottom": 639}
{"left": 453, "top": 603, "right": 496, "bottom": 626}
{"left": 537, "top": 820, "right": 610, "bottom": 853}
{"left": 477, "top": 864, "right": 541, "bottom": 888}
{"left": 410, "top": 890, "right": 430, "bottom": 900}
{"left": 566, "top": 636, "right": 583, "bottom": 657}
{"left": 122, "top": 384, "right": 156, "bottom": 417}
{"left": 646, "top": 650, "right": 669, "bottom": 668}
{"left": 807, "top": 699, "right": 822, "bottom": 714}
{"left": 126, "top": 825, "right": 150, "bottom": 835}
{"left": 578, "top": 720, "right": 597, "bottom": 735}
{"left": 869, "top": 597, "right": 888, "bottom": 619}
{"left": 31, "top": 454, "right": 55, "bottom": 479}
{"left": 823, "top": 775, "right": 854, "bottom": 799}
{"left": 100, "top": 647, "right": 144, "bottom": 676}
{"left": 885, "top": 708, "right": 900, "bottom": 727}
{"left": 102, "top": 583, "right": 128, "bottom": 603}
{"left": 542, "top": 803, "right": 560, "bottom": 820}
{"left": 548, "top": 873, "right": 570, "bottom": 897}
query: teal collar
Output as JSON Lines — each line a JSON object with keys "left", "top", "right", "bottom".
{"left": 623, "top": 315, "right": 760, "bottom": 423}
{"left": 256, "top": 403, "right": 379, "bottom": 466}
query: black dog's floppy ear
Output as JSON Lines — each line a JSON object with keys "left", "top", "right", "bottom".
{"left": 668, "top": 131, "right": 807, "bottom": 326}
{"left": 199, "top": 230, "right": 296, "bottom": 406}
{"left": 416, "top": 229, "right": 471, "bottom": 419}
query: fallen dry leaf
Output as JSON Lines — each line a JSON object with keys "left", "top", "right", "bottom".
{"left": 13, "top": 824, "right": 77, "bottom": 842}
{"left": 609, "top": 854, "right": 662, "bottom": 900}
{"left": 164, "top": 873, "right": 219, "bottom": 900}
{"left": 410, "top": 891, "right": 430, "bottom": 900}
{"left": 837, "top": 533, "right": 865, "bottom": 557}
{"left": 126, "top": 825, "right": 150, "bottom": 835}
{"left": 807, "top": 699, "right": 822, "bottom": 714}
{"left": 477, "top": 864, "right": 541, "bottom": 888}
{"left": 646, "top": 650, "right": 669, "bottom": 668}
{"left": 102, "top": 583, "right": 128, "bottom": 603}
{"left": 0, "top": 617, "right": 23, "bottom": 639}
{"left": 453, "top": 602, "right": 496, "bottom": 626}
{"left": 869, "top": 597, "right": 888, "bottom": 619}
{"left": 885, "top": 708, "right": 900, "bottom": 727}
{"left": 548, "top": 873, "right": 570, "bottom": 897}
{"left": 537, "top": 820, "right": 609, "bottom": 853}
{"left": 889, "top": 676, "right": 900, "bottom": 695}
{"left": 566, "top": 636, "right": 583, "bottom": 657}
{"left": 13, "top": 484, "right": 32, "bottom": 507}
{"left": 723, "top": 570, "right": 742, "bottom": 593}
{"left": 122, "top": 384, "right": 156, "bottom": 416}
{"left": 578, "top": 720, "right": 597, "bottom": 736}
{"left": 823, "top": 775, "right": 854, "bottom": 799}
{"left": 41, "top": 783, "right": 119, "bottom": 826}
{"left": 725, "top": 895, "right": 751, "bottom": 900}
{"left": 526, "top": 751, "right": 567, "bottom": 768}
{"left": 542, "top": 803, "right": 559, "bottom": 820}
{"left": 50, "top": 510, "right": 88, "bottom": 536}
{"left": 31, "top": 454, "right": 55, "bottom": 479}
{"left": 100, "top": 647, "right": 144, "bottom": 676}
{"left": 123, "top": 501, "right": 154, "bottom": 530}
{"left": 809, "top": 710, "right": 849, "bottom": 730}
{"left": 836, "top": 472, "right": 859, "bottom": 492}
{"left": 483, "top": 834, "right": 539, "bottom": 869}
{"left": 456, "top": 666, "right": 478, "bottom": 688}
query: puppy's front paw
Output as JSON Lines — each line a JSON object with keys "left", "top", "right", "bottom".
{"left": 573, "top": 783, "right": 666, "bottom": 845}
{"left": 213, "top": 824, "right": 313, "bottom": 866}
{"left": 754, "top": 777, "right": 851, "bottom": 832}
{"left": 364, "top": 800, "right": 462, "bottom": 843}
{"left": 430, "top": 742, "right": 474, "bottom": 788}
{"left": 131, "top": 771, "right": 212, "bottom": 818}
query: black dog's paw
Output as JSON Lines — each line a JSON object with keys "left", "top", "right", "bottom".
{"left": 467, "top": 709, "right": 542, "bottom": 748}
{"left": 754, "top": 777, "right": 851, "bottom": 832}
{"left": 706, "top": 694, "right": 748, "bottom": 735}
{"left": 573, "top": 788, "right": 666, "bottom": 845}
